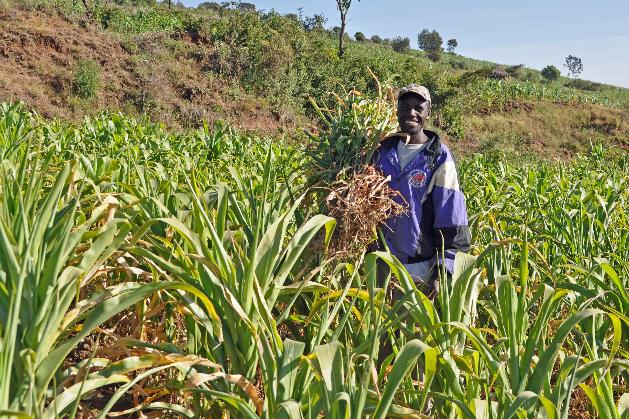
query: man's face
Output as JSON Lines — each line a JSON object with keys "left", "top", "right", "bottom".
{"left": 397, "top": 93, "right": 430, "bottom": 135}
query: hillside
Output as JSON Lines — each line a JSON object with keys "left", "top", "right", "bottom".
{"left": 1, "top": 0, "right": 628, "bottom": 158}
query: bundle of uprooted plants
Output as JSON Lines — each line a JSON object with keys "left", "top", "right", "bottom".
{"left": 308, "top": 73, "right": 406, "bottom": 257}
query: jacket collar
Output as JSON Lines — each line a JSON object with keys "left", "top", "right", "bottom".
{"left": 380, "top": 129, "right": 441, "bottom": 172}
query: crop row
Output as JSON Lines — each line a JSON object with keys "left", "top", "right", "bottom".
{"left": 0, "top": 102, "right": 626, "bottom": 417}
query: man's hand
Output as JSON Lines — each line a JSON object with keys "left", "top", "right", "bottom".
{"left": 426, "top": 271, "right": 440, "bottom": 300}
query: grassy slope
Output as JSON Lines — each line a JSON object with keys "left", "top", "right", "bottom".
{"left": 0, "top": 0, "right": 627, "bottom": 158}
{"left": 0, "top": 5, "right": 292, "bottom": 131}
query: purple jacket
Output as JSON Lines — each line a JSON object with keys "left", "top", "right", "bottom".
{"left": 374, "top": 130, "right": 470, "bottom": 274}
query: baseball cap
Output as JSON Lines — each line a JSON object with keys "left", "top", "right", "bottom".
{"left": 398, "top": 84, "right": 431, "bottom": 104}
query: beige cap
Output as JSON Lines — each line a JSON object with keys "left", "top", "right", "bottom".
{"left": 398, "top": 84, "right": 431, "bottom": 104}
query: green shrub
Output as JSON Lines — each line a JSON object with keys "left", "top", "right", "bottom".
{"left": 99, "top": 6, "right": 187, "bottom": 33}
{"left": 390, "top": 36, "right": 411, "bottom": 53}
{"left": 564, "top": 78, "right": 605, "bottom": 92}
{"left": 72, "top": 59, "right": 101, "bottom": 99}
{"left": 449, "top": 60, "right": 467, "bottom": 70}
{"left": 354, "top": 31, "right": 366, "bottom": 42}
{"left": 541, "top": 65, "right": 560, "bottom": 82}
{"left": 505, "top": 64, "right": 525, "bottom": 79}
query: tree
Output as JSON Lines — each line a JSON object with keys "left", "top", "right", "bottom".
{"left": 541, "top": 65, "right": 561, "bottom": 81}
{"left": 418, "top": 29, "right": 443, "bottom": 61}
{"left": 370, "top": 34, "right": 383, "bottom": 44}
{"left": 335, "top": 0, "right": 360, "bottom": 57}
{"left": 79, "top": 0, "right": 92, "bottom": 17}
{"left": 447, "top": 38, "right": 458, "bottom": 53}
{"left": 198, "top": 1, "right": 222, "bottom": 10}
{"left": 302, "top": 14, "right": 327, "bottom": 31}
{"left": 354, "top": 31, "right": 366, "bottom": 42}
{"left": 564, "top": 55, "right": 583, "bottom": 77}
{"left": 237, "top": 2, "right": 256, "bottom": 11}
{"left": 391, "top": 36, "right": 410, "bottom": 53}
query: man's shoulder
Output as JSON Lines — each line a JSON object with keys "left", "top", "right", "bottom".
{"left": 379, "top": 133, "right": 404, "bottom": 149}
{"left": 374, "top": 133, "right": 402, "bottom": 161}
{"left": 424, "top": 130, "right": 455, "bottom": 163}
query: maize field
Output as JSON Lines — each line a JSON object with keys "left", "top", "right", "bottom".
{"left": 0, "top": 100, "right": 627, "bottom": 418}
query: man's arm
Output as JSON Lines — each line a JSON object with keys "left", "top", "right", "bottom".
{"left": 429, "top": 159, "right": 471, "bottom": 275}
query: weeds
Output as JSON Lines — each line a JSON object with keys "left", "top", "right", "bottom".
{"left": 73, "top": 59, "right": 100, "bottom": 99}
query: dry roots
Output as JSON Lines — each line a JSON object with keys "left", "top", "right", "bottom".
{"left": 325, "top": 165, "right": 407, "bottom": 257}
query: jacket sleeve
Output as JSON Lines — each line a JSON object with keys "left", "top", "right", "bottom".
{"left": 428, "top": 159, "right": 471, "bottom": 275}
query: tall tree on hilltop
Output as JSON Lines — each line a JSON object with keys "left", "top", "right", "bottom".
{"left": 335, "top": 0, "right": 360, "bottom": 57}
{"left": 447, "top": 38, "right": 458, "bottom": 53}
{"left": 418, "top": 29, "right": 443, "bottom": 61}
{"left": 564, "top": 55, "right": 583, "bottom": 78}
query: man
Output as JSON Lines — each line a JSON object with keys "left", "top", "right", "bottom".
{"left": 374, "top": 84, "right": 470, "bottom": 297}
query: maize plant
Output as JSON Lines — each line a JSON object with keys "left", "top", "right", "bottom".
{"left": 0, "top": 101, "right": 627, "bottom": 418}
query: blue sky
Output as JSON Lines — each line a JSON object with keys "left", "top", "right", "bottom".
{"left": 181, "top": 0, "right": 629, "bottom": 88}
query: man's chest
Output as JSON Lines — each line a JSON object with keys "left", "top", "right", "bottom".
{"left": 379, "top": 151, "right": 435, "bottom": 199}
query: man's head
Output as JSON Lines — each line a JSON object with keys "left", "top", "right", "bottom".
{"left": 397, "top": 84, "right": 431, "bottom": 135}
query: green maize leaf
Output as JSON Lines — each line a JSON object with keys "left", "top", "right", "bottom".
{"left": 277, "top": 339, "right": 306, "bottom": 403}
{"left": 363, "top": 401, "right": 426, "bottom": 419}
{"left": 473, "top": 399, "right": 497, "bottom": 419}
{"left": 314, "top": 341, "right": 345, "bottom": 412}
{"left": 278, "top": 280, "right": 330, "bottom": 295}
{"left": 0, "top": 410, "right": 32, "bottom": 419}
{"left": 254, "top": 194, "right": 304, "bottom": 290}
{"left": 579, "top": 384, "right": 605, "bottom": 418}
{"left": 449, "top": 252, "right": 480, "bottom": 324}
{"left": 276, "top": 400, "right": 303, "bottom": 419}
{"left": 516, "top": 283, "right": 561, "bottom": 392}
{"left": 527, "top": 309, "right": 612, "bottom": 394}
{"left": 186, "top": 388, "right": 259, "bottom": 419}
{"left": 306, "top": 288, "right": 383, "bottom": 324}
{"left": 618, "top": 393, "right": 629, "bottom": 417}
{"left": 372, "top": 339, "right": 437, "bottom": 419}
{"left": 429, "top": 392, "right": 476, "bottom": 418}
{"left": 96, "top": 357, "right": 217, "bottom": 419}
{"left": 330, "top": 392, "right": 351, "bottom": 419}
{"left": 269, "top": 214, "right": 336, "bottom": 304}
{"left": 503, "top": 391, "right": 557, "bottom": 419}
{"left": 42, "top": 374, "right": 130, "bottom": 419}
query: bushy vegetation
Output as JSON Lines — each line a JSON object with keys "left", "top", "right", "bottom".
{"left": 72, "top": 58, "right": 101, "bottom": 99}
{"left": 417, "top": 28, "right": 443, "bottom": 62}
{"left": 390, "top": 36, "right": 411, "bottom": 53}
{"left": 0, "top": 95, "right": 627, "bottom": 417}
{"left": 15, "top": 0, "right": 628, "bottom": 138}
{"left": 541, "top": 64, "right": 561, "bottom": 82}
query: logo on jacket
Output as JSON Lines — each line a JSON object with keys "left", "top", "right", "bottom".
{"left": 408, "top": 169, "right": 427, "bottom": 188}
